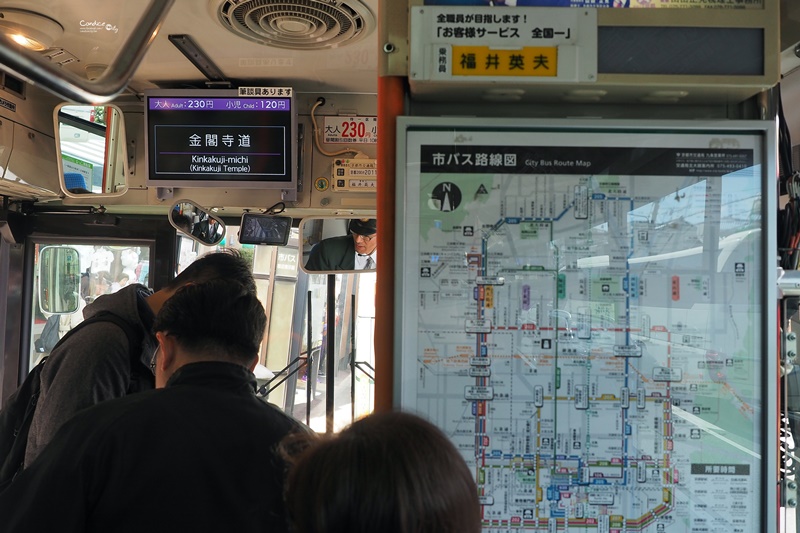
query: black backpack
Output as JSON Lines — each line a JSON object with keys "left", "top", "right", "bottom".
{"left": 33, "top": 314, "right": 61, "bottom": 353}
{"left": 0, "top": 311, "right": 142, "bottom": 489}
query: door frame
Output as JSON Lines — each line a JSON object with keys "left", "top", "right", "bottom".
{"left": 1, "top": 212, "right": 175, "bottom": 402}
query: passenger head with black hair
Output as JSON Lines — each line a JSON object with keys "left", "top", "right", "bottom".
{"left": 284, "top": 410, "right": 481, "bottom": 533}
{"left": 171, "top": 212, "right": 193, "bottom": 235}
{"left": 146, "top": 248, "right": 256, "bottom": 315}
{"left": 151, "top": 278, "right": 266, "bottom": 387}
{"left": 168, "top": 248, "right": 255, "bottom": 293}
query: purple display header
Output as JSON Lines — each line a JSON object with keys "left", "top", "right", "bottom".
{"left": 148, "top": 97, "right": 291, "bottom": 112}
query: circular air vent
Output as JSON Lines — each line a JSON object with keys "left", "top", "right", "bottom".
{"left": 215, "top": 0, "right": 375, "bottom": 50}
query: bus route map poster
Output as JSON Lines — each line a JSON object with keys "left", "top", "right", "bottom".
{"left": 395, "top": 118, "right": 777, "bottom": 533}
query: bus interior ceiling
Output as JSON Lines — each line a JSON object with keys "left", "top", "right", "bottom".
{"left": 0, "top": 0, "right": 380, "bottom": 217}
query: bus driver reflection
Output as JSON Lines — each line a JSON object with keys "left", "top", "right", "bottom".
{"left": 192, "top": 215, "right": 221, "bottom": 243}
{"left": 305, "top": 218, "right": 377, "bottom": 271}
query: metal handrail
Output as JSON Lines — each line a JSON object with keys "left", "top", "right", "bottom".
{"left": 257, "top": 355, "right": 308, "bottom": 397}
{"left": 0, "top": 0, "right": 174, "bottom": 103}
{"left": 353, "top": 360, "right": 374, "bottom": 382}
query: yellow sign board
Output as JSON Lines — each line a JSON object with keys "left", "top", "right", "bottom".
{"left": 451, "top": 46, "right": 558, "bottom": 77}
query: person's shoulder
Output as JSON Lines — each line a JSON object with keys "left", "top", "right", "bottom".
{"left": 46, "top": 318, "right": 127, "bottom": 361}
{"left": 255, "top": 397, "right": 293, "bottom": 417}
{"left": 81, "top": 285, "right": 151, "bottom": 329}
{"left": 255, "top": 399, "right": 307, "bottom": 431}
{"left": 319, "top": 235, "right": 351, "bottom": 249}
{"left": 53, "top": 313, "right": 133, "bottom": 345}
{"left": 59, "top": 388, "right": 160, "bottom": 433}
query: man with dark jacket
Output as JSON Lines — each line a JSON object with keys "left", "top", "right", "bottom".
{"left": 0, "top": 279, "right": 307, "bottom": 532}
{"left": 24, "top": 250, "right": 256, "bottom": 467}
{"left": 305, "top": 218, "right": 377, "bottom": 271}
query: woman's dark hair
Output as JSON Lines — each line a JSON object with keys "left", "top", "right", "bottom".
{"left": 285, "top": 411, "right": 481, "bottom": 533}
{"left": 166, "top": 249, "right": 256, "bottom": 295}
{"left": 153, "top": 278, "right": 266, "bottom": 363}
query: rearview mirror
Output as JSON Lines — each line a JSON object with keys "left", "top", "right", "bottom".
{"left": 38, "top": 246, "right": 81, "bottom": 314}
{"left": 169, "top": 199, "right": 226, "bottom": 246}
{"left": 54, "top": 104, "right": 128, "bottom": 197}
{"left": 300, "top": 217, "right": 377, "bottom": 273}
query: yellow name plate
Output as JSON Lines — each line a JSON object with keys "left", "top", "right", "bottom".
{"left": 451, "top": 46, "right": 558, "bottom": 77}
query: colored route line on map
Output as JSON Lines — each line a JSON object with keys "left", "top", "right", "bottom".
{"left": 470, "top": 202, "right": 682, "bottom": 531}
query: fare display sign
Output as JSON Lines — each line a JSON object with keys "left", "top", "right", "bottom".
{"left": 323, "top": 116, "right": 378, "bottom": 144}
{"left": 145, "top": 90, "right": 296, "bottom": 190}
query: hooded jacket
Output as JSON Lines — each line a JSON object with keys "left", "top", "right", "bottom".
{"left": 24, "top": 283, "right": 157, "bottom": 466}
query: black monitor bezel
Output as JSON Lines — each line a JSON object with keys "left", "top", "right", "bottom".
{"left": 144, "top": 88, "right": 297, "bottom": 191}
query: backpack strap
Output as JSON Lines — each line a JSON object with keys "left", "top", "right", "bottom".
{"left": 0, "top": 359, "right": 47, "bottom": 488}
{"left": 52, "top": 311, "right": 145, "bottom": 376}
{"left": 0, "top": 312, "right": 146, "bottom": 490}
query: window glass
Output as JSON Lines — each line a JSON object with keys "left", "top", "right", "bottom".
{"left": 31, "top": 243, "right": 151, "bottom": 366}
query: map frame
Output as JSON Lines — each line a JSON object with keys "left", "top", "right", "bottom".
{"left": 394, "top": 117, "right": 778, "bottom": 533}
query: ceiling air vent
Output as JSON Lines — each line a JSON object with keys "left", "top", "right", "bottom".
{"left": 215, "top": 0, "right": 375, "bottom": 51}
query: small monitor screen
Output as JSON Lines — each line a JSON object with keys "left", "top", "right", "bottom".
{"left": 238, "top": 214, "right": 292, "bottom": 246}
{"left": 145, "top": 88, "right": 296, "bottom": 190}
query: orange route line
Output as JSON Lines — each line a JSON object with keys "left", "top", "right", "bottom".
{"left": 723, "top": 382, "right": 755, "bottom": 415}
{"left": 627, "top": 363, "right": 651, "bottom": 384}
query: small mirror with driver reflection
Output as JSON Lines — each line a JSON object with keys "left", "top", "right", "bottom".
{"left": 300, "top": 217, "right": 377, "bottom": 273}
{"left": 169, "top": 200, "right": 225, "bottom": 246}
